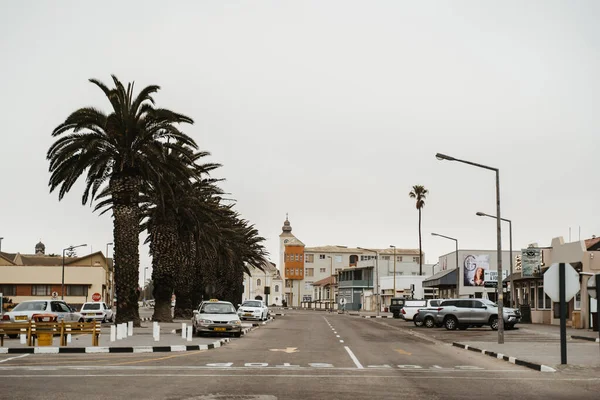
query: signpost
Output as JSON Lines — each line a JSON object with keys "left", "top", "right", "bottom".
{"left": 521, "top": 248, "right": 541, "bottom": 277}
{"left": 92, "top": 292, "right": 102, "bottom": 302}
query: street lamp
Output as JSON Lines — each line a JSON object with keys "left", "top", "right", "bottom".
{"left": 390, "top": 245, "right": 396, "bottom": 297}
{"left": 327, "top": 256, "right": 333, "bottom": 309}
{"left": 62, "top": 244, "right": 87, "bottom": 299}
{"left": 436, "top": 152, "right": 505, "bottom": 344}
{"left": 431, "top": 233, "right": 459, "bottom": 300}
{"left": 358, "top": 247, "right": 379, "bottom": 316}
{"left": 476, "top": 211, "right": 514, "bottom": 307}
{"left": 0, "top": 237, "right": 4, "bottom": 253}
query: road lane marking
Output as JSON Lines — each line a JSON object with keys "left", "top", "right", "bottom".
{"left": 344, "top": 346, "right": 364, "bottom": 369}
{"left": 395, "top": 348, "right": 412, "bottom": 356}
{"left": 269, "top": 348, "right": 299, "bottom": 353}
{"left": 0, "top": 354, "right": 29, "bottom": 363}
{"left": 339, "top": 340, "right": 344, "bottom": 343}
{"left": 110, "top": 350, "right": 205, "bottom": 365}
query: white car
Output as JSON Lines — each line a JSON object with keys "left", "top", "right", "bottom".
{"left": 1, "top": 300, "right": 84, "bottom": 324}
{"left": 80, "top": 301, "right": 114, "bottom": 323}
{"left": 191, "top": 299, "right": 242, "bottom": 337}
{"left": 237, "top": 300, "right": 269, "bottom": 321}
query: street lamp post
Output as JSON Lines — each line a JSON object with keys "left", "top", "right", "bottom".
{"left": 327, "top": 256, "right": 333, "bottom": 309}
{"left": 431, "top": 233, "right": 459, "bottom": 299}
{"left": 390, "top": 245, "right": 396, "bottom": 298}
{"left": 62, "top": 244, "right": 88, "bottom": 299}
{"left": 476, "top": 212, "right": 514, "bottom": 308}
{"left": 358, "top": 247, "right": 379, "bottom": 316}
{"left": 0, "top": 237, "right": 4, "bottom": 253}
{"left": 436, "top": 152, "right": 504, "bottom": 344}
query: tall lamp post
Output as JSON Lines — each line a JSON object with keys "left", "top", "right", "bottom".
{"left": 436, "top": 152, "right": 504, "bottom": 344}
{"left": 476, "top": 212, "right": 514, "bottom": 308}
{"left": 390, "top": 245, "right": 396, "bottom": 297}
{"left": 327, "top": 256, "right": 333, "bottom": 309}
{"left": 358, "top": 247, "right": 379, "bottom": 316}
{"left": 0, "top": 237, "right": 4, "bottom": 253}
{"left": 62, "top": 244, "right": 87, "bottom": 299}
{"left": 431, "top": 233, "right": 459, "bottom": 299}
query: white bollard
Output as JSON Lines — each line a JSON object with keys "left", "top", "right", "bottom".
{"left": 20, "top": 333, "right": 26, "bottom": 344}
{"left": 127, "top": 321, "right": 133, "bottom": 337}
{"left": 152, "top": 321, "right": 158, "bottom": 341}
{"left": 181, "top": 323, "right": 187, "bottom": 339}
{"left": 186, "top": 326, "right": 193, "bottom": 342}
{"left": 116, "top": 324, "right": 123, "bottom": 340}
{"left": 121, "top": 323, "right": 127, "bottom": 338}
{"left": 67, "top": 334, "right": 72, "bottom": 344}
{"left": 110, "top": 325, "right": 116, "bottom": 342}
{"left": 154, "top": 324, "right": 160, "bottom": 342}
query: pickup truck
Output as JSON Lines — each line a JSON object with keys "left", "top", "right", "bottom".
{"left": 400, "top": 299, "right": 443, "bottom": 321}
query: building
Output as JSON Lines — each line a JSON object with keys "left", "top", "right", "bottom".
{"left": 242, "top": 260, "right": 283, "bottom": 306}
{"left": 0, "top": 241, "right": 112, "bottom": 307}
{"left": 278, "top": 216, "right": 425, "bottom": 308}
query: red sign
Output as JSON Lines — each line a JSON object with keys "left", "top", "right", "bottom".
{"left": 92, "top": 293, "right": 102, "bottom": 302}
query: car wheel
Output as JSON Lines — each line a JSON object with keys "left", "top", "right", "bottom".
{"left": 413, "top": 319, "right": 424, "bottom": 327}
{"left": 424, "top": 317, "right": 435, "bottom": 329}
{"left": 490, "top": 316, "right": 499, "bottom": 331}
{"left": 233, "top": 332, "right": 241, "bottom": 338}
{"left": 506, "top": 323, "right": 514, "bottom": 330}
{"left": 444, "top": 316, "right": 458, "bottom": 330}
{"left": 102, "top": 316, "right": 107, "bottom": 323}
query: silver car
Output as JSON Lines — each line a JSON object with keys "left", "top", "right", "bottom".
{"left": 191, "top": 300, "right": 242, "bottom": 337}
{"left": 434, "top": 299, "right": 521, "bottom": 331}
{"left": 2, "top": 300, "right": 84, "bottom": 323}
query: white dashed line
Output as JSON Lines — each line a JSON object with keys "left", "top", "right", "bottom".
{"left": 336, "top": 335, "right": 340, "bottom": 338}
{"left": 344, "top": 346, "right": 364, "bottom": 369}
{"left": 340, "top": 340, "right": 344, "bottom": 343}
{"left": 0, "top": 354, "right": 29, "bottom": 363}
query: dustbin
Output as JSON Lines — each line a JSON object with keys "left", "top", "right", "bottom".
{"left": 593, "top": 312, "right": 598, "bottom": 332}
{"left": 31, "top": 314, "right": 58, "bottom": 346}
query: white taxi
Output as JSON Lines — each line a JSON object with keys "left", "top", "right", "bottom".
{"left": 237, "top": 299, "right": 269, "bottom": 321}
{"left": 2, "top": 300, "right": 83, "bottom": 323}
{"left": 191, "top": 299, "right": 242, "bottom": 338}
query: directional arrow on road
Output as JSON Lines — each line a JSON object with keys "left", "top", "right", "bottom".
{"left": 269, "top": 347, "right": 299, "bottom": 353}
{"left": 395, "top": 348, "right": 412, "bottom": 356}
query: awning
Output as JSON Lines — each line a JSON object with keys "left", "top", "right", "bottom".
{"left": 423, "top": 269, "right": 457, "bottom": 288}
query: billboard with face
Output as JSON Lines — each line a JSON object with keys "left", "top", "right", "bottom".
{"left": 463, "top": 254, "right": 490, "bottom": 287}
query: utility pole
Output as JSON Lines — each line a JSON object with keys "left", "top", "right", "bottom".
{"left": 390, "top": 245, "right": 396, "bottom": 298}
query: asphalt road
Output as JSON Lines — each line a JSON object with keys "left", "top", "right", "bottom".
{"left": 0, "top": 310, "right": 599, "bottom": 399}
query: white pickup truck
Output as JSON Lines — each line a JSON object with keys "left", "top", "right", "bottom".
{"left": 400, "top": 299, "right": 444, "bottom": 321}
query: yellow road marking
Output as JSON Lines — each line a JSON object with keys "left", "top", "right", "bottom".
{"left": 110, "top": 350, "right": 206, "bottom": 366}
{"left": 395, "top": 348, "right": 412, "bottom": 356}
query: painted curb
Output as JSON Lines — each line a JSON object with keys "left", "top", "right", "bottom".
{"left": 0, "top": 338, "right": 230, "bottom": 355}
{"left": 571, "top": 335, "right": 600, "bottom": 343}
{"left": 452, "top": 342, "right": 556, "bottom": 373}
{"left": 362, "top": 315, "right": 392, "bottom": 319}
{"left": 171, "top": 318, "right": 272, "bottom": 334}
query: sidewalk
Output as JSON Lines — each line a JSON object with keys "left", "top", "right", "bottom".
{"left": 454, "top": 323, "right": 600, "bottom": 370}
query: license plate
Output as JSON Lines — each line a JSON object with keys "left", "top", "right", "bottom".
{"left": 214, "top": 327, "right": 226, "bottom": 332}
{"left": 87, "top": 313, "right": 96, "bottom": 316}
{"left": 15, "top": 316, "right": 27, "bottom": 321}
{"left": 244, "top": 313, "right": 252, "bottom": 316}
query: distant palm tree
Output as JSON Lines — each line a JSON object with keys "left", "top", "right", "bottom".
{"left": 47, "top": 75, "right": 197, "bottom": 325}
{"left": 409, "top": 185, "right": 428, "bottom": 276}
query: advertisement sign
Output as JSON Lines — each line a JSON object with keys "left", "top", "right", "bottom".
{"left": 484, "top": 270, "right": 509, "bottom": 282}
{"left": 463, "top": 254, "right": 490, "bottom": 287}
{"left": 521, "top": 248, "right": 541, "bottom": 277}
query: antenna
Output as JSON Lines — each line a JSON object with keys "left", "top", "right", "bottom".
{"left": 569, "top": 227, "right": 571, "bottom": 242}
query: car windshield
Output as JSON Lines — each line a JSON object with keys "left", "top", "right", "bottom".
{"left": 12, "top": 301, "right": 47, "bottom": 312}
{"left": 201, "top": 303, "right": 236, "bottom": 314}
{"left": 242, "top": 301, "right": 262, "bottom": 308}
{"left": 82, "top": 303, "right": 101, "bottom": 310}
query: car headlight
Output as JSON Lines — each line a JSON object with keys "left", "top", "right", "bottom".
{"left": 230, "top": 320, "right": 241, "bottom": 325}
{"left": 200, "top": 319, "right": 213, "bottom": 324}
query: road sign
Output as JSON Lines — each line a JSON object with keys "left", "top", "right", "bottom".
{"left": 51, "top": 291, "right": 59, "bottom": 299}
{"left": 340, "top": 298, "right": 346, "bottom": 305}
{"left": 543, "top": 263, "right": 579, "bottom": 302}
{"left": 521, "top": 248, "right": 541, "bottom": 277}
{"left": 92, "top": 292, "right": 102, "bottom": 302}
{"left": 588, "top": 275, "right": 597, "bottom": 299}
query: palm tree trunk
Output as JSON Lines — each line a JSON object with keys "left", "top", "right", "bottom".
{"left": 174, "top": 241, "right": 195, "bottom": 319}
{"left": 418, "top": 208, "right": 422, "bottom": 276}
{"left": 110, "top": 175, "right": 141, "bottom": 326}
{"left": 150, "top": 218, "right": 179, "bottom": 322}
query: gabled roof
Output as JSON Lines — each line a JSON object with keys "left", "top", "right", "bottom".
{"left": 0, "top": 251, "right": 109, "bottom": 267}
{"left": 312, "top": 276, "right": 336, "bottom": 286}
{"left": 284, "top": 237, "right": 305, "bottom": 247}
{"left": 585, "top": 237, "right": 600, "bottom": 251}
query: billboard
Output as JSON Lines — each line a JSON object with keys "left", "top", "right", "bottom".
{"left": 463, "top": 254, "right": 489, "bottom": 287}
{"left": 521, "top": 248, "right": 541, "bottom": 277}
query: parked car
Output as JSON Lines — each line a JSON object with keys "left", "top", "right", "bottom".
{"left": 411, "top": 299, "right": 447, "bottom": 327}
{"left": 80, "top": 301, "right": 114, "bottom": 323}
{"left": 434, "top": 299, "right": 521, "bottom": 331}
{"left": 400, "top": 299, "right": 442, "bottom": 322}
{"left": 237, "top": 300, "right": 269, "bottom": 321}
{"left": 1, "top": 300, "right": 84, "bottom": 325}
{"left": 389, "top": 298, "right": 406, "bottom": 318}
{"left": 191, "top": 299, "right": 242, "bottom": 337}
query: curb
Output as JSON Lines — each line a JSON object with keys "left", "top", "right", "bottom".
{"left": 362, "top": 315, "right": 392, "bottom": 319}
{"left": 452, "top": 342, "right": 556, "bottom": 373}
{"left": 571, "top": 335, "right": 600, "bottom": 343}
{"left": 0, "top": 338, "right": 229, "bottom": 355}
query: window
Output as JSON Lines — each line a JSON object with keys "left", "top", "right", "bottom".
{"left": 382, "top": 256, "right": 390, "bottom": 261}
{"left": 575, "top": 291, "right": 581, "bottom": 310}
{"left": 294, "top": 254, "right": 299, "bottom": 261}
{"left": 397, "top": 256, "right": 403, "bottom": 262}
{"left": 319, "top": 254, "right": 326, "bottom": 260}
{"left": 305, "top": 254, "right": 314, "bottom": 263}
{"left": 530, "top": 286, "right": 535, "bottom": 308}
{"left": 320, "top": 268, "right": 326, "bottom": 273}
{"left": 256, "top": 279, "right": 261, "bottom": 286}
{"left": 335, "top": 268, "right": 341, "bottom": 274}
{"left": 82, "top": 303, "right": 101, "bottom": 310}
{"left": 274, "top": 285, "right": 279, "bottom": 293}
{"left": 306, "top": 268, "right": 314, "bottom": 277}
{"left": 286, "top": 268, "right": 290, "bottom": 276}
{"left": 51, "top": 301, "right": 71, "bottom": 313}
{"left": 300, "top": 254, "right": 303, "bottom": 262}
{"left": 66, "top": 285, "right": 88, "bottom": 296}
{"left": 295, "top": 268, "right": 299, "bottom": 275}
{"left": 32, "top": 285, "right": 52, "bottom": 296}
{"left": 537, "top": 285, "right": 550, "bottom": 309}
{"left": 413, "top": 256, "right": 420, "bottom": 263}
{"left": 398, "top": 272, "right": 404, "bottom": 275}
{"left": 0, "top": 284, "right": 16, "bottom": 296}
{"left": 411, "top": 272, "right": 417, "bottom": 276}
{"left": 335, "top": 255, "right": 342, "bottom": 263}
{"left": 285, "top": 280, "right": 293, "bottom": 288}
{"left": 285, "top": 253, "right": 289, "bottom": 261}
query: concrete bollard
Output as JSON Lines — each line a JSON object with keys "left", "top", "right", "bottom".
{"left": 116, "top": 324, "right": 123, "bottom": 340}
{"left": 186, "top": 326, "right": 193, "bottom": 342}
{"left": 181, "top": 323, "right": 187, "bottom": 339}
{"left": 153, "top": 324, "right": 160, "bottom": 342}
{"left": 110, "top": 325, "right": 116, "bottom": 342}
{"left": 67, "top": 334, "right": 72, "bottom": 344}
{"left": 127, "top": 321, "right": 133, "bottom": 337}
{"left": 20, "top": 333, "right": 26, "bottom": 345}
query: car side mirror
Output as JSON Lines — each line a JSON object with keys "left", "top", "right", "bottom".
{"left": 238, "top": 304, "right": 241, "bottom": 307}
{"left": 193, "top": 310, "right": 198, "bottom": 315}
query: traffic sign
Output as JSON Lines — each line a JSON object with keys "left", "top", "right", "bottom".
{"left": 543, "top": 263, "right": 579, "bottom": 302}
{"left": 92, "top": 292, "right": 102, "bottom": 302}
{"left": 340, "top": 298, "right": 346, "bottom": 305}
{"left": 588, "top": 275, "right": 597, "bottom": 299}
{"left": 51, "top": 291, "right": 58, "bottom": 299}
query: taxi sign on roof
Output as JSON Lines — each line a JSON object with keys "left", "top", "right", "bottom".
{"left": 209, "top": 299, "right": 219, "bottom": 302}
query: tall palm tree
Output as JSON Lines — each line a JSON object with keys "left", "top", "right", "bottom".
{"left": 47, "top": 75, "right": 197, "bottom": 325}
{"left": 409, "top": 185, "right": 428, "bottom": 276}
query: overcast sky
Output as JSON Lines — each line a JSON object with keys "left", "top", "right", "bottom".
{"left": 1, "top": 1, "right": 598, "bottom": 286}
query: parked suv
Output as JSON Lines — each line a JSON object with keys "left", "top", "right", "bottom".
{"left": 434, "top": 299, "right": 521, "bottom": 331}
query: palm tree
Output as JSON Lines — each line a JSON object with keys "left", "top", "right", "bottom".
{"left": 409, "top": 185, "right": 428, "bottom": 276}
{"left": 47, "top": 75, "right": 197, "bottom": 325}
